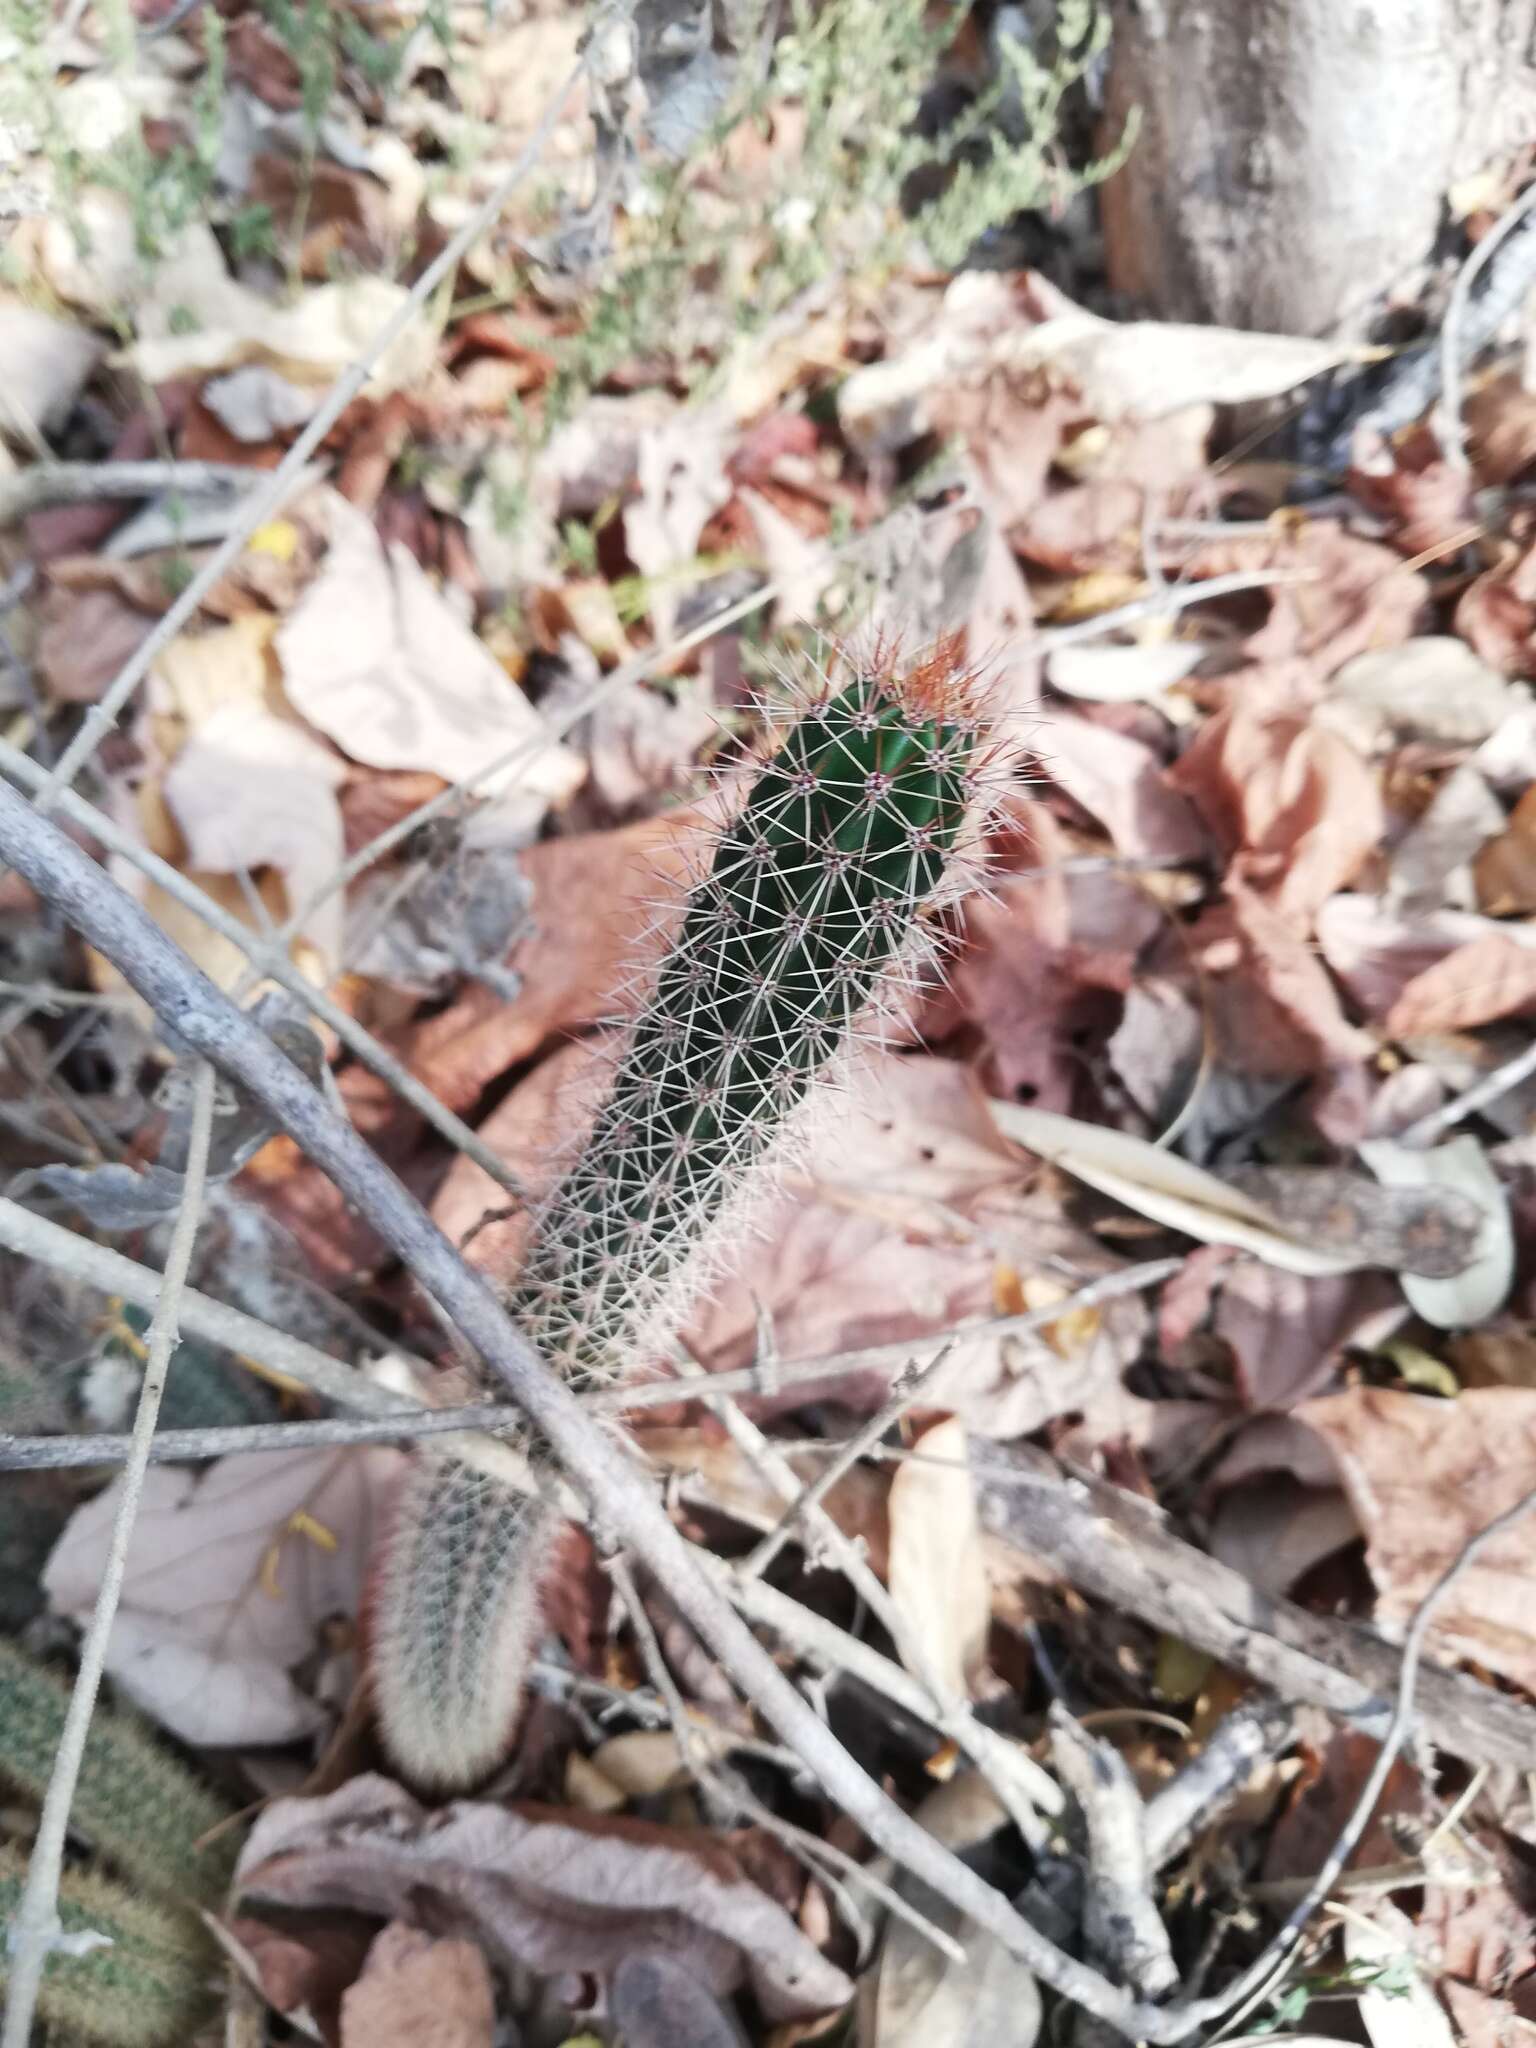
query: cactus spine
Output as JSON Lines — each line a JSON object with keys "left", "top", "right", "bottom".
{"left": 0, "top": 1638, "right": 237, "bottom": 1905}
{"left": 373, "top": 652, "right": 986, "bottom": 1786}
{"left": 0, "top": 1845, "right": 218, "bottom": 2046}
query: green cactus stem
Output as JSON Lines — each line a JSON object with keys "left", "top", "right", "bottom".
{"left": 372, "top": 652, "right": 986, "bottom": 1789}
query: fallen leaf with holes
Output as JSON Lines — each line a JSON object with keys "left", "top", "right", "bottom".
{"left": 42, "top": 1448, "right": 404, "bottom": 1745}
{"left": 1296, "top": 1386, "right": 1536, "bottom": 1692}
{"left": 277, "top": 491, "right": 583, "bottom": 817}
{"left": 235, "top": 1776, "right": 852, "bottom": 2022}
{"left": 338, "top": 1923, "right": 495, "bottom": 2048}
{"left": 886, "top": 1416, "right": 990, "bottom": 1699}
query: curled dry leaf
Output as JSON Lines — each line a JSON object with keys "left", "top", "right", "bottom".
{"left": 1169, "top": 703, "right": 1383, "bottom": 922}
{"left": 1035, "top": 710, "right": 1208, "bottom": 863}
{"left": 992, "top": 1101, "right": 1364, "bottom": 1276}
{"left": 338, "top": 1922, "right": 495, "bottom": 2048}
{"left": 885, "top": 1416, "right": 990, "bottom": 1701}
{"left": 234, "top": 1775, "right": 853, "bottom": 2022}
{"left": 1297, "top": 1386, "right": 1536, "bottom": 1693}
{"left": 42, "top": 1447, "right": 404, "bottom": 1746}
{"left": 276, "top": 491, "right": 583, "bottom": 819}
{"left": 1357, "top": 1137, "right": 1514, "bottom": 1328}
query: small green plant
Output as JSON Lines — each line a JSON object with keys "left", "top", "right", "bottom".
{"left": 371, "top": 642, "right": 991, "bottom": 1785}
{"left": 0, "top": 1637, "right": 238, "bottom": 1905}
{"left": 0, "top": 1845, "right": 218, "bottom": 2047}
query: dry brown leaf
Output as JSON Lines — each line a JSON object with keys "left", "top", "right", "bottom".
{"left": 1186, "top": 523, "right": 1429, "bottom": 680}
{"left": 339, "top": 1923, "right": 495, "bottom": 2048}
{"left": 1385, "top": 932, "right": 1536, "bottom": 1036}
{"left": 622, "top": 409, "right": 733, "bottom": 638}
{"left": 1211, "top": 1262, "right": 1404, "bottom": 1408}
{"left": 1037, "top": 709, "right": 1208, "bottom": 862}
{"left": 42, "top": 1447, "right": 403, "bottom": 1745}
{"left": 276, "top": 492, "right": 583, "bottom": 817}
{"left": 1186, "top": 883, "right": 1376, "bottom": 1140}
{"left": 407, "top": 810, "right": 702, "bottom": 1111}
{"left": 1475, "top": 782, "right": 1536, "bottom": 914}
{"left": 1466, "top": 369, "right": 1536, "bottom": 486}
{"left": 235, "top": 1776, "right": 852, "bottom": 2022}
{"left": 1298, "top": 1385, "right": 1536, "bottom": 1691}
{"left": 35, "top": 583, "right": 153, "bottom": 703}
{"left": 0, "top": 295, "right": 104, "bottom": 439}
{"left": 886, "top": 1416, "right": 990, "bottom": 1700}
{"left": 1170, "top": 703, "right": 1383, "bottom": 922}
{"left": 1418, "top": 1831, "right": 1536, "bottom": 1994}
{"left": 1457, "top": 542, "right": 1536, "bottom": 680}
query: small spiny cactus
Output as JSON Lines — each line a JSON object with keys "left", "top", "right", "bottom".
{"left": 0, "top": 1637, "right": 238, "bottom": 1904}
{"left": 0, "top": 1844, "right": 218, "bottom": 2046}
{"left": 373, "top": 645, "right": 991, "bottom": 1786}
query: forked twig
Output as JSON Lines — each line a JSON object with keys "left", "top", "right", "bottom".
{"left": 1, "top": 1063, "right": 217, "bottom": 2048}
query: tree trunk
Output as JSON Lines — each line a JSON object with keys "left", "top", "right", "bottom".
{"left": 1100, "top": 0, "right": 1536, "bottom": 338}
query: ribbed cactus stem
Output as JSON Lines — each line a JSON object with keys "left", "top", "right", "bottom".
{"left": 515, "top": 664, "right": 982, "bottom": 1377}
{"left": 371, "top": 652, "right": 986, "bottom": 1789}
{"left": 372, "top": 1453, "right": 557, "bottom": 1789}
{"left": 0, "top": 1638, "right": 237, "bottom": 1904}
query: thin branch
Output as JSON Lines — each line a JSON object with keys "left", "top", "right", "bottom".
{"left": 1, "top": 1063, "right": 217, "bottom": 2048}
{"left": 0, "top": 773, "right": 1175, "bottom": 2040}
{"left": 1172, "top": 1475, "right": 1536, "bottom": 2039}
{"left": 738, "top": 1344, "right": 956, "bottom": 1582}
{"left": 968, "top": 1440, "right": 1536, "bottom": 1772}
{"left": 1439, "top": 178, "right": 1536, "bottom": 473}
{"left": 1397, "top": 1034, "right": 1536, "bottom": 1148}
{"left": 605, "top": 1552, "right": 705, "bottom": 1786}
{"left": 0, "top": 739, "right": 528, "bottom": 1200}
{"left": 0, "top": 1193, "right": 424, "bottom": 1420}
{"left": 1144, "top": 1695, "right": 1298, "bottom": 1870}
{"left": 1035, "top": 570, "right": 1315, "bottom": 652}
{"left": 668, "top": 1348, "right": 1059, "bottom": 1845}
{"left": 27, "top": 60, "right": 588, "bottom": 814}
{"left": 0, "top": 460, "right": 262, "bottom": 527}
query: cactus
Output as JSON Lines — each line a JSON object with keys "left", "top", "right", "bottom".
{"left": 370, "top": 1453, "right": 558, "bottom": 1789}
{"left": 0, "top": 1845, "right": 217, "bottom": 2046}
{"left": 0, "top": 1637, "right": 238, "bottom": 1905}
{"left": 372, "top": 647, "right": 988, "bottom": 1787}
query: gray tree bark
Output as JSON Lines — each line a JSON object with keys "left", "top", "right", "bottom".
{"left": 1101, "top": 0, "right": 1536, "bottom": 337}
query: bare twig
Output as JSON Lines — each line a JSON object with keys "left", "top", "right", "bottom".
{"left": 605, "top": 1552, "right": 704, "bottom": 1785}
{"left": 1439, "top": 177, "right": 1536, "bottom": 473}
{"left": 1035, "top": 570, "right": 1315, "bottom": 652}
{"left": 0, "top": 460, "right": 262, "bottom": 527}
{"left": 1397, "top": 1035, "right": 1536, "bottom": 1148}
{"left": 968, "top": 1440, "right": 1536, "bottom": 1772}
{"left": 668, "top": 1349, "right": 1059, "bottom": 1844}
{"left": 1144, "top": 1696, "right": 1298, "bottom": 1870}
{"left": 737, "top": 1345, "right": 956, "bottom": 1582}
{"left": 0, "top": 1193, "right": 424, "bottom": 1419}
{"left": 1177, "top": 1475, "right": 1536, "bottom": 2038}
{"left": 1051, "top": 1707, "right": 1178, "bottom": 1999}
{"left": 0, "top": 739, "right": 527, "bottom": 1199}
{"left": 1, "top": 1063, "right": 217, "bottom": 2048}
{"left": 26, "top": 65, "right": 587, "bottom": 814}
{"left": 0, "top": 780, "right": 1188, "bottom": 2037}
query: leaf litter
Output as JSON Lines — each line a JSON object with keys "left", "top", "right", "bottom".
{"left": 9, "top": 5, "right": 1536, "bottom": 2043}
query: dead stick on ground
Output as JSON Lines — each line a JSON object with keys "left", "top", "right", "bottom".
{"left": 969, "top": 1440, "right": 1536, "bottom": 1771}
{"left": 1186, "top": 1475, "right": 1536, "bottom": 2039}
{"left": 1, "top": 1062, "right": 216, "bottom": 2048}
{"left": 0, "top": 774, "right": 1181, "bottom": 2040}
